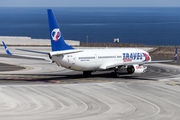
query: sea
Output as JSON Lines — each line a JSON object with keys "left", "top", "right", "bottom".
{"left": 0, "top": 7, "right": 180, "bottom": 46}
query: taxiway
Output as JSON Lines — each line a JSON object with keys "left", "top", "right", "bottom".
{"left": 0, "top": 47, "right": 180, "bottom": 120}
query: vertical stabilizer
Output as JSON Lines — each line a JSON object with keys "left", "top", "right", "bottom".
{"left": 47, "top": 9, "right": 74, "bottom": 51}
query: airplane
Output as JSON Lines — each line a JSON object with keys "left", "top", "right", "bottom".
{"left": 2, "top": 9, "right": 178, "bottom": 77}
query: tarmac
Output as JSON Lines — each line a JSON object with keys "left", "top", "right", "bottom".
{"left": 0, "top": 62, "right": 25, "bottom": 71}
{"left": 0, "top": 52, "right": 180, "bottom": 120}
{"left": 0, "top": 39, "right": 180, "bottom": 120}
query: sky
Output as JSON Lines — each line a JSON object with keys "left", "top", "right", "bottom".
{"left": 0, "top": 0, "right": 180, "bottom": 7}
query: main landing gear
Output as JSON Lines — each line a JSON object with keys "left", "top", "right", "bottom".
{"left": 110, "top": 72, "right": 119, "bottom": 78}
{"left": 110, "top": 68, "right": 119, "bottom": 78}
{"left": 83, "top": 71, "right": 92, "bottom": 77}
{"left": 83, "top": 69, "right": 119, "bottom": 78}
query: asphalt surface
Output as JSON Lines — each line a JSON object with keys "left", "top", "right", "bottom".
{"left": 0, "top": 62, "right": 25, "bottom": 71}
{"left": 0, "top": 47, "right": 180, "bottom": 120}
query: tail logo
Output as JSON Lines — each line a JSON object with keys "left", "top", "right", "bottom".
{"left": 175, "top": 54, "right": 177, "bottom": 58}
{"left": 51, "top": 29, "right": 61, "bottom": 41}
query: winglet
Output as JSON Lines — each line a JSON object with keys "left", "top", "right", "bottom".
{"left": 2, "top": 41, "right": 12, "bottom": 55}
{"left": 174, "top": 47, "right": 178, "bottom": 61}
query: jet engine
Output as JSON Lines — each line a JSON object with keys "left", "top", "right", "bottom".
{"left": 127, "top": 64, "right": 147, "bottom": 74}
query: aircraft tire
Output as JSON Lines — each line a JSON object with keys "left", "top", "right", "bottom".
{"left": 83, "top": 71, "right": 92, "bottom": 77}
{"left": 111, "top": 72, "right": 119, "bottom": 78}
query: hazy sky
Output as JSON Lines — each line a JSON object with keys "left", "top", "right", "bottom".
{"left": 0, "top": 0, "right": 180, "bottom": 7}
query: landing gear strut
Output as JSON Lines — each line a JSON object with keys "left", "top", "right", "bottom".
{"left": 110, "top": 68, "right": 119, "bottom": 78}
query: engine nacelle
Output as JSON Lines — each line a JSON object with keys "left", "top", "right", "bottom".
{"left": 127, "top": 64, "right": 147, "bottom": 74}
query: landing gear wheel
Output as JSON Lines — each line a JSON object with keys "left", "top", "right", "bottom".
{"left": 83, "top": 71, "right": 92, "bottom": 77}
{"left": 110, "top": 72, "right": 119, "bottom": 78}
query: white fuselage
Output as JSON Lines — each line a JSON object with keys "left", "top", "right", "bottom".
{"left": 51, "top": 48, "right": 151, "bottom": 71}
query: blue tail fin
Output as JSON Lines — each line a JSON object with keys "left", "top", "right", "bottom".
{"left": 174, "top": 47, "right": 178, "bottom": 61}
{"left": 47, "top": 9, "right": 74, "bottom": 51}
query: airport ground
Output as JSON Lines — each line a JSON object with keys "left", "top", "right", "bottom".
{"left": 0, "top": 46, "right": 180, "bottom": 120}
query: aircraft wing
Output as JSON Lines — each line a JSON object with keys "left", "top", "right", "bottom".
{"left": 2, "top": 41, "right": 51, "bottom": 61}
{"left": 104, "top": 59, "right": 176, "bottom": 70}
{"left": 2, "top": 41, "right": 83, "bottom": 61}
{"left": 15, "top": 49, "right": 83, "bottom": 57}
{"left": 124, "top": 59, "right": 175, "bottom": 66}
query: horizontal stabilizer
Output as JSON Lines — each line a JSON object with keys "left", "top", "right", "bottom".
{"left": 50, "top": 49, "right": 83, "bottom": 56}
